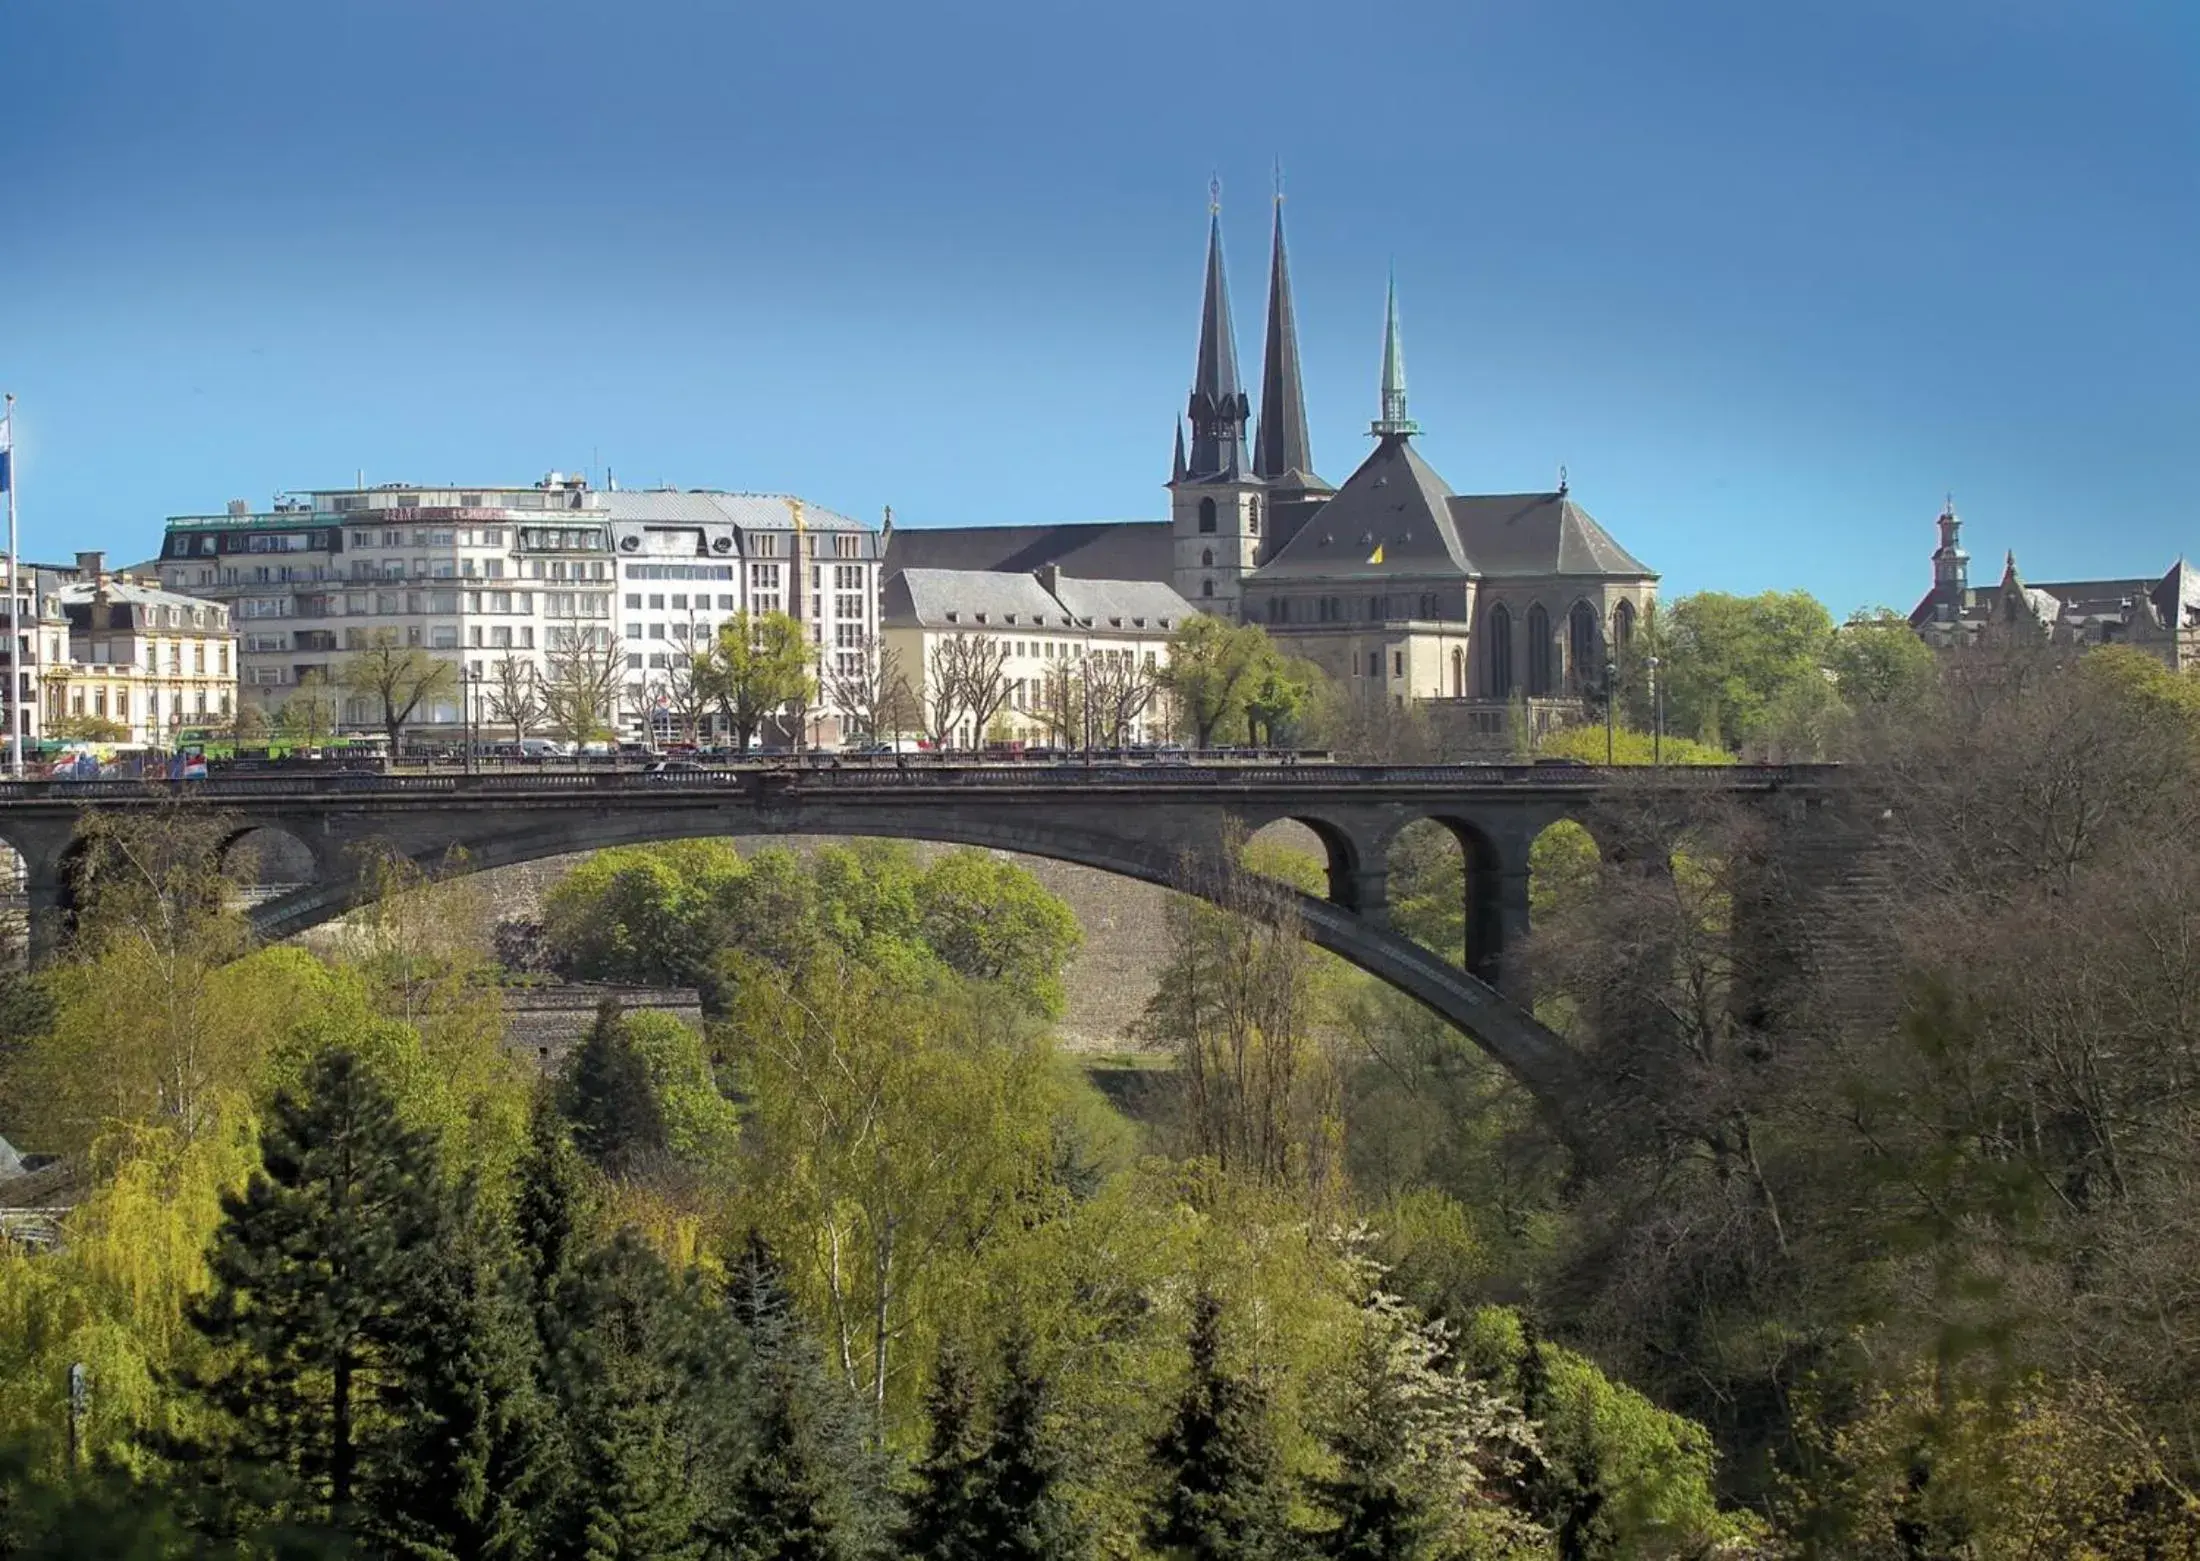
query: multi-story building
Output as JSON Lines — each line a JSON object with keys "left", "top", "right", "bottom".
{"left": 1908, "top": 498, "right": 2200, "bottom": 666}
{"left": 883, "top": 565, "right": 1189, "bottom": 748}
{"left": 160, "top": 475, "right": 883, "bottom": 742}
{"left": 45, "top": 552, "right": 237, "bottom": 746}
{"left": 604, "top": 490, "right": 883, "bottom": 747}
{"left": 0, "top": 560, "right": 68, "bottom": 757}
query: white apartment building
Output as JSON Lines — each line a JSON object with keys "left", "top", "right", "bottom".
{"left": 605, "top": 490, "right": 882, "bottom": 745}
{"left": 160, "top": 474, "right": 881, "bottom": 742}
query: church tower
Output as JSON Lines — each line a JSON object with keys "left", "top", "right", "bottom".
{"left": 1930, "top": 494, "right": 1969, "bottom": 619}
{"left": 1169, "top": 188, "right": 1264, "bottom": 616}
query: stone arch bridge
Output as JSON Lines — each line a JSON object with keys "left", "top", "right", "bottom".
{"left": 0, "top": 762, "right": 1851, "bottom": 1115}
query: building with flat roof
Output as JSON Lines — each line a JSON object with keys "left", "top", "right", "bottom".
{"left": 161, "top": 475, "right": 884, "bottom": 744}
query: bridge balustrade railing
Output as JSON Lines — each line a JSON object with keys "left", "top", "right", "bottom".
{"left": 0, "top": 762, "right": 1826, "bottom": 805}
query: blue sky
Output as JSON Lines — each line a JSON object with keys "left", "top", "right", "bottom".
{"left": 3, "top": 0, "right": 2191, "bottom": 612}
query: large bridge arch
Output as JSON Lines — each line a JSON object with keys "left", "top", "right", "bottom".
{"left": 0, "top": 763, "right": 1843, "bottom": 1120}
{"left": 242, "top": 802, "right": 1584, "bottom": 1108}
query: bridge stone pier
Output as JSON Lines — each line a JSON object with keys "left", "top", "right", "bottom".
{"left": 0, "top": 762, "right": 1850, "bottom": 1121}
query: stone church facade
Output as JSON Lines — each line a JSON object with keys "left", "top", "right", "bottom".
{"left": 1163, "top": 195, "right": 1659, "bottom": 734}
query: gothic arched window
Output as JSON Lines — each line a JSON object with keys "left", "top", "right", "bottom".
{"left": 1201, "top": 548, "right": 1214, "bottom": 568}
{"left": 1567, "top": 601, "right": 1601, "bottom": 692}
{"left": 1526, "top": 604, "right": 1553, "bottom": 695}
{"left": 1198, "top": 497, "right": 1217, "bottom": 534}
{"left": 1486, "top": 604, "right": 1513, "bottom": 698}
{"left": 1614, "top": 598, "right": 1636, "bottom": 654}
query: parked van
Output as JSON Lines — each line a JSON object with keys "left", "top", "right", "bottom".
{"left": 516, "top": 738, "right": 567, "bottom": 760}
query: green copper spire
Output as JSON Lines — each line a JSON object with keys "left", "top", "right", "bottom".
{"left": 1371, "top": 268, "right": 1417, "bottom": 439}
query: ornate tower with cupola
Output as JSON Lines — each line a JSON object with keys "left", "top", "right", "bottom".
{"left": 1169, "top": 189, "right": 1266, "bottom": 617}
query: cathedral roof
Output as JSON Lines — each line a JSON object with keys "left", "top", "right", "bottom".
{"left": 1446, "top": 492, "right": 1655, "bottom": 578}
{"left": 1250, "top": 434, "right": 1468, "bottom": 581}
{"left": 1249, "top": 440, "right": 1654, "bottom": 585}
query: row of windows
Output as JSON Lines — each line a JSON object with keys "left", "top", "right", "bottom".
{"left": 56, "top": 686, "right": 228, "bottom": 719}
{"left": 624, "top": 564, "right": 738, "bottom": 581}
{"left": 1482, "top": 600, "right": 1637, "bottom": 698}
{"left": 348, "top": 527, "right": 508, "bottom": 549}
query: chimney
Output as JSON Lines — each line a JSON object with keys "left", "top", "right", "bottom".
{"left": 1036, "top": 563, "right": 1061, "bottom": 598}
{"left": 226, "top": 498, "right": 250, "bottom": 516}
{"left": 74, "top": 550, "right": 107, "bottom": 589}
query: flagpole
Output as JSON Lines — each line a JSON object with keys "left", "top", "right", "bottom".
{"left": 4, "top": 393, "right": 17, "bottom": 778}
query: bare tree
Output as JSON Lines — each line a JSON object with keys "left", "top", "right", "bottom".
{"left": 824, "top": 631, "right": 916, "bottom": 745}
{"left": 1023, "top": 658, "right": 1087, "bottom": 748}
{"left": 954, "top": 634, "right": 1014, "bottom": 746}
{"left": 541, "top": 633, "right": 625, "bottom": 746}
{"left": 337, "top": 631, "right": 458, "bottom": 750}
{"left": 1084, "top": 648, "right": 1159, "bottom": 747}
{"left": 660, "top": 643, "right": 719, "bottom": 744}
{"left": 923, "top": 637, "right": 965, "bottom": 748}
{"left": 483, "top": 654, "right": 543, "bottom": 740}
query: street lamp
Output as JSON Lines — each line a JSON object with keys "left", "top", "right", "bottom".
{"left": 1647, "top": 653, "right": 1664, "bottom": 767}
{"left": 462, "top": 665, "right": 479, "bottom": 776}
{"left": 1604, "top": 657, "right": 1616, "bottom": 766}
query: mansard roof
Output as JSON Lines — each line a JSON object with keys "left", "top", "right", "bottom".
{"left": 882, "top": 521, "right": 1172, "bottom": 584}
{"left": 1909, "top": 560, "right": 2200, "bottom": 634}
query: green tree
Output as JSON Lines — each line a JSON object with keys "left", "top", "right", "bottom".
{"left": 724, "top": 1233, "right": 890, "bottom": 1561}
{"left": 44, "top": 713, "right": 131, "bottom": 743}
{"left": 1147, "top": 1292, "right": 1301, "bottom": 1561}
{"left": 965, "top": 1337, "right": 1091, "bottom": 1561}
{"left": 1242, "top": 659, "right": 1317, "bottom": 748}
{"left": 725, "top": 956, "right": 1061, "bottom": 1435}
{"left": 714, "top": 611, "right": 816, "bottom": 752}
{"left": 1164, "top": 616, "right": 1279, "bottom": 749}
{"left": 540, "top": 1230, "right": 751, "bottom": 1561}
{"left": 337, "top": 631, "right": 457, "bottom": 750}
{"left": 276, "top": 670, "right": 340, "bottom": 747}
{"left": 1650, "top": 590, "right": 1835, "bottom": 752}
{"left": 1827, "top": 606, "right": 1938, "bottom": 711}
{"left": 560, "top": 999, "right": 672, "bottom": 1179}
{"left": 183, "top": 1048, "right": 513, "bottom": 1552}
{"left": 915, "top": 850, "right": 1082, "bottom": 1019}
{"left": 900, "top": 1343, "right": 986, "bottom": 1561}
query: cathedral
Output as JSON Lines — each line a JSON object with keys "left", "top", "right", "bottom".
{"left": 1166, "top": 195, "right": 1659, "bottom": 729}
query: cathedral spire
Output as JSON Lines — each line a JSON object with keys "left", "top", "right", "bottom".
{"left": 1171, "top": 418, "right": 1187, "bottom": 483}
{"left": 1371, "top": 268, "right": 1418, "bottom": 439}
{"left": 1253, "top": 188, "right": 1316, "bottom": 484}
{"left": 1183, "top": 183, "right": 1250, "bottom": 481}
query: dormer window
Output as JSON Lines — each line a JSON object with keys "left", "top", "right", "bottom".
{"left": 945, "top": 611, "right": 959, "bottom": 623}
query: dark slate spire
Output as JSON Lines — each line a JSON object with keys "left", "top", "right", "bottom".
{"left": 1171, "top": 418, "right": 1188, "bottom": 483}
{"left": 1183, "top": 185, "right": 1251, "bottom": 481}
{"left": 1254, "top": 193, "right": 1318, "bottom": 486}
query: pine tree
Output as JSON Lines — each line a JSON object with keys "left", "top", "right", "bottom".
{"left": 1515, "top": 1323, "right": 1613, "bottom": 1561}
{"left": 185, "top": 1046, "right": 514, "bottom": 1554}
{"left": 1148, "top": 1293, "right": 1302, "bottom": 1560}
{"left": 723, "top": 1233, "right": 874, "bottom": 1561}
{"left": 541, "top": 1230, "right": 749, "bottom": 1561}
{"left": 562, "top": 998, "right": 670, "bottom": 1177}
{"left": 899, "top": 1342, "right": 985, "bottom": 1561}
{"left": 966, "top": 1336, "right": 1090, "bottom": 1561}
{"left": 514, "top": 1088, "right": 588, "bottom": 1311}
